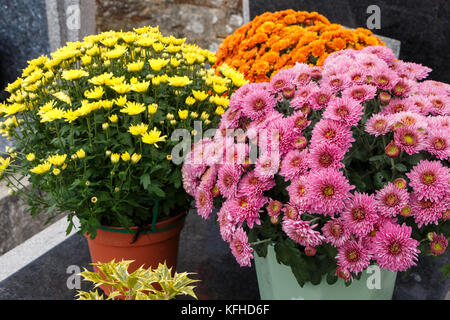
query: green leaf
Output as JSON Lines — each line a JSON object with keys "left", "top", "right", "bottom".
{"left": 440, "top": 264, "right": 450, "bottom": 280}
{"left": 326, "top": 272, "right": 338, "bottom": 285}
{"left": 140, "top": 174, "right": 150, "bottom": 190}
{"left": 395, "top": 163, "right": 408, "bottom": 172}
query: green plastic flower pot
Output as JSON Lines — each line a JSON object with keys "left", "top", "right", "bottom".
{"left": 254, "top": 245, "right": 397, "bottom": 300}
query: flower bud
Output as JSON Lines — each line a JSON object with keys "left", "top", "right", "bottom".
{"left": 385, "top": 140, "right": 400, "bottom": 158}
{"left": 379, "top": 91, "right": 391, "bottom": 106}
{"left": 270, "top": 215, "right": 280, "bottom": 225}
{"left": 305, "top": 246, "right": 316, "bottom": 256}
{"left": 393, "top": 178, "right": 407, "bottom": 189}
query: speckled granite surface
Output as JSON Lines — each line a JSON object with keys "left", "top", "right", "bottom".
{"left": 0, "top": 0, "right": 50, "bottom": 102}
{"left": 0, "top": 212, "right": 448, "bottom": 300}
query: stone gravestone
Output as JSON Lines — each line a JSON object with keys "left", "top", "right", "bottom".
{"left": 0, "top": 0, "right": 96, "bottom": 102}
{"left": 247, "top": 0, "right": 450, "bottom": 84}
{"left": 0, "top": 0, "right": 96, "bottom": 150}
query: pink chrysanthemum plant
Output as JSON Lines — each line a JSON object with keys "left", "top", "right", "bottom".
{"left": 182, "top": 45, "right": 450, "bottom": 287}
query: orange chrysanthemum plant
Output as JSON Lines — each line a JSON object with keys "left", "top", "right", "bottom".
{"left": 215, "top": 10, "right": 385, "bottom": 82}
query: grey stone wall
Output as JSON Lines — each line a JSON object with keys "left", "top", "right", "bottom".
{"left": 95, "top": 0, "right": 244, "bottom": 52}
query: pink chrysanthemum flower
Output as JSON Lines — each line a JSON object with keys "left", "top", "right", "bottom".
{"left": 228, "top": 194, "right": 267, "bottom": 229}
{"left": 181, "top": 163, "right": 203, "bottom": 197}
{"left": 291, "top": 82, "right": 318, "bottom": 108}
{"left": 279, "top": 149, "right": 309, "bottom": 181}
{"left": 241, "top": 87, "right": 276, "bottom": 120}
{"left": 425, "top": 127, "right": 450, "bottom": 160}
{"left": 230, "top": 227, "right": 253, "bottom": 267}
{"left": 427, "top": 115, "right": 450, "bottom": 129}
{"left": 394, "top": 61, "right": 432, "bottom": 81}
{"left": 238, "top": 170, "right": 275, "bottom": 197}
{"left": 195, "top": 186, "right": 214, "bottom": 219}
{"left": 219, "top": 107, "right": 242, "bottom": 130}
{"left": 216, "top": 164, "right": 243, "bottom": 199}
{"left": 375, "top": 182, "right": 409, "bottom": 218}
{"left": 342, "top": 192, "right": 379, "bottom": 238}
{"left": 308, "top": 86, "right": 333, "bottom": 110}
{"left": 365, "top": 113, "right": 391, "bottom": 136}
{"left": 289, "top": 111, "right": 311, "bottom": 133}
{"left": 381, "top": 98, "right": 421, "bottom": 115}
{"left": 390, "top": 111, "right": 428, "bottom": 130}
{"left": 291, "top": 62, "right": 313, "bottom": 86}
{"left": 342, "top": 84, "right": 377, "bottom": 103}
{"left": 307, "top": 143, "right": 345, "bottom": 170}
{"left": 371, "top": 66, "right": 398, "bottom": 90}
{"left": 322, "top": 96, "right": 363, "bottom": 127}
{"left": 403, "top": 95, "right": 433, "bottom": 115}
{"left": 217, "top": 201, "right": 236, "bottom": 242}
{"left": 391, "top": 78, "right": 413, "bottom": 97}
{"left": 255, "top": 153, "right": 280, "bottom": 180}
{"left": 361, "top": 46, "right": 396, "bottom": 66}
{"left": 406, "top": 160, "right": 450, "bottom": 201}
{"left": 228, "top": 82, "right": 253, "bottom": 110}
{"left": 310, "top": 119, "right": 355, "bottom": 150}
{"left": 286, "top": 175, "right": 309, "bottom": 210}
{"left": 265, "top": 116, "right": 299, "bottom": 155}
{"left": 372, "top": 223, "right": 420, "bottom": 272}
{"left": 355, "top": 52, "right": 388, "bottom": 71}
{"left": 347, "top": 66, "right": 368, "bottom": 85}
{"left": 319, "top": 73, "right": 351, "bottom": 93}
{"left": 336, "top": 240, "right": 371, "bottom": 274}
{"left": 429, "top": 233, "right": 448, "bottom": 256}
{"left": 306, "top": 168, "right": 354, "bottom": 216}
{"left": 199, "top": 166, "right": 217, "bottom": 191}
{"left": 393, "top": 125, "right": 426, "bottom": 155}
{"left": 267, "top": 199, "right": 283, "bottom": 217}
{"left": 321, "top": 218, "right": 350, "bottom": 247}
{"left": 410, "top": 193, "right": 447, "bottom": 228}
{"left": 270, "top": 68, "right": 294, "bottom": 94}
{"left": 428, "top": 94, "right": 450, "bottom": 116}
{"left": 282, "top": 218, "right": 324, "bottom": 247}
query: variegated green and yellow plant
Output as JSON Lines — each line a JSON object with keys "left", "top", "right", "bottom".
{"left": 0, "top": 26, "right": 246, "bottom": 237}
{"left": 76, "top": 259, "right": 198, "bottom": 300}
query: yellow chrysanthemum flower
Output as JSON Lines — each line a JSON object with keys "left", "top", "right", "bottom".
{"left": 141, "top": 127, "right": 167, "bottom": 148}
{"left": 53, "top": 92, "right": 72, "bottom": 105}
{"left": 103, "top": 45, "right": 127, "bottom": 59}
{"left": 127, "top": 60, "right": 145, "bottom": 72}
{"left": 30, "top": 161, "right": 52, "bottom": 174}
{"left": 192, "top": 90, "right": 208, "bottom": 101}
{"left": 114, "top": 95, "right": 127, "bottom": 107}
{"left": 215, "top": 106, "right": 225, "bottom": 115}
{"left": 26, "top": 153, "right": 35, "bottom": 161}
{"left": 40, "top": 108, "right": 66, "bottom": 122}
{"left": 149, "top": 58, "right": 169, "bottom": 72}
{"left": 89, "top": 72, "right": 113, "bottom": 85}
{"left": 108, "top": 114, "right": 118, "bottom": 123}
{"left": 84, "top": 86, "right": 104, "bottom": 99}
{"left": 110, "top": 153, "right": 120, "bottom": 163}
{"left": 128, "top": 123, "right": 149, "bottom": 136}
{"left": 131, "top": 153, "right": 142, "bottom": 164}
{"left": 47, "top": 154, "right": 67, "bottom": 166}
{"left": 76, "top": 149, "right": 86, "bottom": 159}
{"left": 131, "top": 81, "right": 150, "bottom": 93}
{"left": 120, "top": 102, "right": 146, "bottom": 115}
{"left": 178, "top": 109, "right": 189, "bottom": 120}
{"left": 121, "top": 151, "right": 131, "bottom": 162}
{"left": 110, "top": 83, "right": 131, "bottom": 94}
{"left": 185, "top": 96, "right": 196, "bottom": 106}
{"left": 148, "top": 103, "right": 158, "bottom": 115}
{"left": 61, "top": 69, "right": 89, "bottom": 81}
{"left": 168, "top": 76, "right": 192, "bottom": 87}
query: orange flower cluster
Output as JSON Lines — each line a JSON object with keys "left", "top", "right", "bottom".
{"left": 215, "top": 10, "right": 385, "bottom": 82}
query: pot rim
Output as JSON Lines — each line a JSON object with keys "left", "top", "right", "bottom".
{"left": 98, "top": 211, "right": 186, "bottom": 235}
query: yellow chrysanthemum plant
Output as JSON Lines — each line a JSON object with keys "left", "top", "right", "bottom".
{"left": 0, "top": 26, "right": 246, "bottom": 237}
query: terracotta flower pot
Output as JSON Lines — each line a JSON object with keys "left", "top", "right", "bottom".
{"left": 85, "top": 211, "right": 186, "bottom": 296}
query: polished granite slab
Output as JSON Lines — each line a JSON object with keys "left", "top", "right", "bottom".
{"left": 0, "top": 212, "right": 448, "bottom": 300}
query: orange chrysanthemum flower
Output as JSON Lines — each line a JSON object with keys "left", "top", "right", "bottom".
{"left": 214, "top": 10, "right": 384, "bottom": 82}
